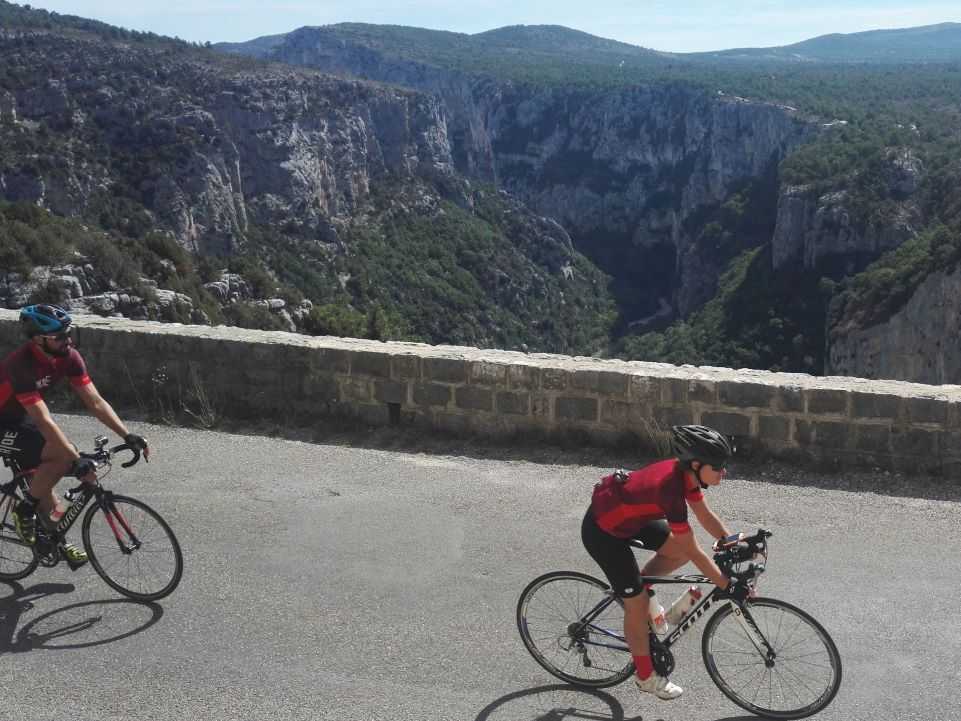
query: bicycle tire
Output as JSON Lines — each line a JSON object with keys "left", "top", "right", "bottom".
{"left": 701, "top": 597, "right": 842, "bottom": 719}
{"left": 516, "top": 570, "right": 634, "bottom": 688}
{"left": 81, "top": 494, "right": 183, "bottom": 601}
{"left": 0, "top": 489, "right": 39, "bottom": 581}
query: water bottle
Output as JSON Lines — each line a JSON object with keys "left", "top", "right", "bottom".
{"left": 647, "top": 588, "right": 668, "bottom": 634}
{"left": 665, "top": 586, "right": 703, "bottom": 626}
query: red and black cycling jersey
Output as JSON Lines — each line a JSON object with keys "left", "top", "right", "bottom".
{"left": 0, "top": 343, "right": 91, "bottom": 422}
{"left": 590, "top": 459, "right": 704, "bottom": 539}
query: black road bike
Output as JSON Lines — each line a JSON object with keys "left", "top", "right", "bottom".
{"left": 516, "top": 530, "right": 841, "bottom": 719}
{"left": 0, "top": 436, "right": 183, "bottom": 601}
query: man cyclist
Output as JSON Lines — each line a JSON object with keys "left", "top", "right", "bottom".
{"left": 0, "top": 304, "right": 149, "bottom": 567}
{"left": 581, "top": 424, "right": 748, "bottom": 701}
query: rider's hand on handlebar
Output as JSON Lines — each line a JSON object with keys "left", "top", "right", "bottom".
{"left": 713, "top": 532, "right": 743, "bottom": 552}
{"left": 124, "top": 433, "right": 150, "bottom": 462}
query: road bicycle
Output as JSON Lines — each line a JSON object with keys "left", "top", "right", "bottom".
{"left": 0, "top": 435, "right": 183, "bottom": 601}
{"left": 516, "top": 529, "right": 841, "bottom": 719}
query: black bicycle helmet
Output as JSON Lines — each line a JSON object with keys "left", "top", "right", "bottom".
{"left": 20, "top": 304, "right": 72, "bottom": 337}
{"left": 670, "top": 424, "right": 735, "bottom": 468}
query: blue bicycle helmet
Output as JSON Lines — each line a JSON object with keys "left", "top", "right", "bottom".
{"left": 20, "top": 304, "right": 72, "bottom": 337}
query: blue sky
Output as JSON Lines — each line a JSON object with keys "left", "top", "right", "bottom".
{"left": 18, "top": 1, "right": 961, "bottom": 52}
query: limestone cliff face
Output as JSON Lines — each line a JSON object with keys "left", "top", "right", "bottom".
{"left": 772, "top": 149, "right": 923, "bottom": 275}
{"left": 222, "top": 28, "right": 815, "bottom": 323}
{"left": 827, "top": 267, "right": 961, "bottom": 384}
{"left": 0, "top": 33, "right": 454, "bottom": 253}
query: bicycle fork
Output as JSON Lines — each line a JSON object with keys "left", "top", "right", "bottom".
{"left": 97, "top": 496, "right": 142, "bottom": 554}
{"left": 729, "top": 601, "right": 777, "bottom": 666}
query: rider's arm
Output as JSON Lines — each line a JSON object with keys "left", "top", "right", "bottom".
{"left": 23, "top": 399, "right": 81, "bottom": 464}
{"left": 670, "top": 530, "right": 730, "bottom": 589}
{"left": 73, "top": 382, "right": 132, "bottom": 439}
{"left": 689, "top": 497, "right": 731, "bottom": 542}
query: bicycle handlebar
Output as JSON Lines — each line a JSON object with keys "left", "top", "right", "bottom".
{"left": 77, "top": 442, "right": 142, "bottom": 472}
{"left": 713, "top": 528, "right": 772, "bottom": 577}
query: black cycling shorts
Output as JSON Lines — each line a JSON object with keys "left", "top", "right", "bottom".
{"left": 0, "top": 418, "right": 46, "bottom": 473}
{"left": 581, "top": 507, "right": 670, "bottom": 598}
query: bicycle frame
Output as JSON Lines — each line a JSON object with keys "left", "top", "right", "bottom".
{"left": 575, "top": 576, "right": 775, "bottom": 660}
{"left": 1, "top": 469, "right": 140, "bottom": 555}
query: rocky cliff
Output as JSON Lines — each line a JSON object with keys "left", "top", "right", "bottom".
{"left": 828, "top": 266, "right": 961, "bottom": 383}
{"left": 772, "top": 148, "right": 923, "bottom": 275}
{"left": 0, "top": 32, "right": 454, "bottom": 253}
{"left": 219, "top": 28, "right": 816, "bottom": 323}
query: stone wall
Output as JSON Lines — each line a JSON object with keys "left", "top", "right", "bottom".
{"left": 3, "top": 308, "right": 961, "bottom": 475}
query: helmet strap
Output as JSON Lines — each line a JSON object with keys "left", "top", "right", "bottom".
{"left": 693, "top": 463, "right": 709, "bottom": 491}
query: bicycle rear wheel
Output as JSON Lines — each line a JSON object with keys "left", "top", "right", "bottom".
{"left": 702, "top": 597, "right": 842, "bottom": 719}
{"left": 0, "top": 489, "right": 38, "bottom": 581}
{"left": 516, "top": 571, "right": 634, "bottom": 688}
{"left": 82, "top": 494, "right": 183, "bottom": 601}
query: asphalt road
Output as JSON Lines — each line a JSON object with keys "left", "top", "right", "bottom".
{"left": 1, "top": 414, "right": 958, "bottom": 721}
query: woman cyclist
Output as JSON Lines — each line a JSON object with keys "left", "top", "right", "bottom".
{"left": 581, "top": 424, "right": 746, "bottom": 701}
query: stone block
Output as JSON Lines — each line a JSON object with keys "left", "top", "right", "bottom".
{"left": 301, "top": 371, "right": 339, "bottom": 400}
{"left": 654, "top": 406, "right": 693, "bottom": 427}
{"left": 659, "top": 378, "right": 688, "bottom": 405}
{"left": 354, "top": 403, "right": 390, "bottom": 426}
{"left": 758, "top": 415, "right": 790, "bottom": 442}
{"left": 890, "top": 427, "right": 939, "bottom": 457}
{"left": 351, "top": 351, "right": 390, "bottom": 378}
{"left": 374, "top": 380, "right": 407, "bottom": 405}
{"left": 340, "top": 377, "right": 372, "bottom": 402}
{"left": 719, "top": 381, "right": 775, "bottom": 409}
{"left": 855, "top": 424, "right": 890, "bottom": 453}
{"left": 688, "top": 379, "right": 717, "bottom": 404}
{"left": 629, "top": 375, "right": 658, "bottom": 405}
{"left": 851, "top": 392, "right": 902, "bottom": 421}
{"left": 811, "top": 420, "right": 850, "bottom": 449}
{"left": 456, "top": 386, "right": 494, "bottom": 412}
{"left": 541, "top": 368, "right": 569, "bottom": 391}
{"left": 496, "top": 391, "right": 530, "bottom": 416}
{"left": 906, "top": 397, "right": 948, "bottom": 425}
{"left": 555, "top": 396, "right": 598, "bottom": 422}
{"left": 424, "top": 357, "right": 468, "bottom": 383}
{"left": 806, "top": 388, "right": 848, "bottom": 415}
{"left": 313, "top": 347, "right": 350, "bottom": 374}
{"left": 572, "top": 369, "right": 629, "bottom": 395}
{"left": 508, "top": 364, "right": 538, "bottom": 390}
{"left": 775, "top": 385, "right": 804, "bottom": 413}
{"left": 701, "top": 411, "right": 752, "bottom": 437}
{"left": 390, "top": 353, "right": 420, "bottom": 380}
{"left": 470, "top": 361, "right": 509, "bottom": 387}
{"left": 413, "top": 382, "right": 451, "bottom": 407}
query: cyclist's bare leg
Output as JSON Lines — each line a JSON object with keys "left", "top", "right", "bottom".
{"left": 623, "top": 540, "right": 691, "bottom": 658}
{"left": 26, "top": 450, "right": 71, "bottom": 515}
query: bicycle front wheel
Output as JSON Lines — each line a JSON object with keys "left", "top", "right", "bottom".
{"left": 702, "top": 597, "right": 842, "bottom": 719}
{"left": 0, "top": 489, "right": 38, "bottom": 581}
{"left": 82, "top": 495, "right": 183, "bottom": 601}
{"left": 516, "top": 571, "right": 634, "bottom": 688}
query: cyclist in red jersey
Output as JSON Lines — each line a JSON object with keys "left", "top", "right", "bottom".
{"left": 582, "top": 424, "right": 746, "bottom": 701}
{"left": 0, "top": 305, "right": 150, "bottom": 567}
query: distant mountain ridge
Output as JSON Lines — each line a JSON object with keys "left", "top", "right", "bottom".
{"left": 693, "top": 22, "right": 961, "bottom": 63}
{"left": 218, "top": 20, "right": 961, "bottom": 68}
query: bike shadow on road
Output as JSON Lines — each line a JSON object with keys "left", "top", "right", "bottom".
{"left": 0, "top": 580, "right": 163, "bottom": 653}
{"left": 472, "top": 683, "right": 761, "bottom": 721}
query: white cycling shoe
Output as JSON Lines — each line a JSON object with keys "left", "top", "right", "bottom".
{"left": 635, "top": 672, "right": 684, "bottom": 700}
